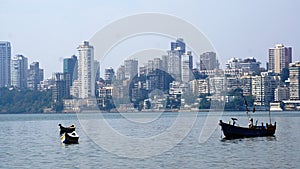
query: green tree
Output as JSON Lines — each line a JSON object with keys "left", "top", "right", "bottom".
{"left": 0, "top": 88, "right": 52, "bottom": 113}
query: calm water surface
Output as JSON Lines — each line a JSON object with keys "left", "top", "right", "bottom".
{"left": 0, "top": 111, "right": 299, "bottom": 168}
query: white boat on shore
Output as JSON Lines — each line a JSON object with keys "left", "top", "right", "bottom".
{"left": 270, "top": 102, "right": 283, "bottom": 111}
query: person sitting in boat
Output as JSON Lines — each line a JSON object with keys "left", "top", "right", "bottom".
{"left": 248, "top": 118, "right": 254, "bottom": 128}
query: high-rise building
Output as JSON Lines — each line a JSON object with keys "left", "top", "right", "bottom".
{"left": 124, "top": 59, "right": 138, "bottom": 79}
{"left": 11, "top": 54, "right": 28, "bottom": 88}
{"left": 289, "top": 62, "right": 300, "bottom": 100}
{"left": 168, "top": 38, "right": 188, "bottom": 81}
{"left": 70, "top": 80, "right": 80, "bottom": 98}
{"left": 167, "top": 50, "right": 181, "bottom": 81}
{"left": 116, "top": 65, "right": 125, "bottom": 81}
{"left": 226, "top": 75, "right": 239, "bottom": 92}
{"left": 147, "top": 58, "right": 162, "bottom": 73}
{"left": 139, "top": 66, "right": 147, "bottom": 76}
{"left": 200, "top": 52, "right": 219, "bottom": 71}
{"left": 52, "top": 72, "right": 71, "bottom": 103}
{"left": 27, "top": 62, "right": 43, "bottom": 90}
{"left": 153, "top": 58, "right": 163, "bottom": 70}
{"left": 146, "top": 69, "right": 174, "bottom": 93}
{"left": 189, "top": 79, "right": 209, "bottom": 96}
{"left": 171, "top": 38, "right": 185, "bottom": 55}
{"left": 39, "top": 69, "right": 44, "bottom": 83}
{"left": 77, "top": 41, "right": 95, "bottom": 99}
{"left": 240, "top": 57, "right": 261, "bottom": 72}
{"left": 226, "top": 57, "right": 260, "bottom": 73}
{"left": 209, "top": 76, "right": 226, "bottom": 97}
{"left": 252, "top": 72, "right": 279, "bottom": 106}
{"left": 147, "top": 60, "right": 154, "bottom": 73}
{"left": 63, "top": 55, "right": 77, "bottom": 85}
{"left": 240, "top": 75, "right": 252, "bottom": 96}
{"left": 94, "top": 60, "right": 100, "bottom": 82}
{"left": 161, "top": 55, "right": 168, "bottom": 72}
{"left": 104, "top": 67, "right": 115, "bottom": 84}
{"left": 181, "top": 52, "right": 193, "bottom": 82}
{"left": 0, "top": 41, "right": 11, "bottom": 87}
{"left": 274, "top": 85, "right": 289, "bottom": 101}
{"left": 268, "top": 44, "right": 292, "bottom": 74}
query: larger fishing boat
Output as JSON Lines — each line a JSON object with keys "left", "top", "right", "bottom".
{"left": 219, "top": 99, "right": 276, "bottom": 139}
{"left": 219, "top": 119, "right": 276, "bottom": 139}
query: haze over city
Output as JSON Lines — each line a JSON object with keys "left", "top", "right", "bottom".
{"left": 1, "top": 0, "right": 300, "bottom": 78}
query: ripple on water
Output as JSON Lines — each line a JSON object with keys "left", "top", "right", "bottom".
{"left": 0, "top": 112, "right": 299, "bottom": 168}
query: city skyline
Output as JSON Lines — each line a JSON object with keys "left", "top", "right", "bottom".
{"left": 1, "top": 38, "right": 297, "bottom": 85}
{"left": 1, "top": 0, "right": 299, "bottom": 78}
{"left": 1, "top": 38, "right": 300, "bottom": 112}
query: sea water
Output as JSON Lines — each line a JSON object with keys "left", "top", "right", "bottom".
{"left": 0, "top": 111, "right": 299, "bottom": 168}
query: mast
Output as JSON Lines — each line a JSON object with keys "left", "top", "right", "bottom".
{"left": 243, "top": 96, "right": 249, "bottom": 118}
{"left": 268, "top": 106, "right": 272, "bottom": 124}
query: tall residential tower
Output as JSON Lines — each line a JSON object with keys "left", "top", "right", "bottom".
{"left": 63, "top": 55, "right": 77, "bottom": 85}
{"left": 124, "top": 59, "right": 138, "bottom": 79}
{"left": 11, "top": 54, "right": 28, "bottom": 88}
{"left": 27, "top": 62, "right": 44, "bottom": 90}
{"left": 268, "top": 44, "right": 292, "bottom": 74}
{"left": 289, "top": 62, "right": 300, "bottom": 100}
{"left": 77, "top": 41, "right": 95, "bottom": 99}
{"left": 0, "top": 41, "right": 11, "bottom": 87}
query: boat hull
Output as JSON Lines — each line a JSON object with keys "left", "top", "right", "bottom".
{"left": 60, "top": 132, "right": 79, "bottom": 144}
{"left": 219, "top": 120, "right": 276, "bottom": 139}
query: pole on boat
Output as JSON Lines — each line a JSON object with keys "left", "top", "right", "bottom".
{"left": 243, "top": 96, "right": 249, "bottom": 118}
{"left": 268, "top": 107, "right": 272, "bottom": 124}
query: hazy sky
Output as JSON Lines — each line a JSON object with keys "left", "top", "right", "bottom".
{"left": 1, "top": 0, "right": 299, "bottom": 78}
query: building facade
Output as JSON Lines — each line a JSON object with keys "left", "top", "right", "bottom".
{"left": 116, "top": 65, "right": 125, "bottom": 81}
{"left": 167, "top": 50, "right": 181, "bottom": 81}
{"left": 268, "top": 44, "right": 292, "bottom": 74}
{"left": 104, "top": 67, "right": 115, "bottom": 84}
{"left": 124, "top": 59, "right": 138, "bottom": 79}
{"left": 11, "top": 54, "right": 28, "bottom": 88}
{"left": 289, "top": 62, "right": 300, "bottom": 100}
{"left": 77, "top": 41, "right": 95, "bottom": 99}
{"left": 63, "top": 55, "right": 77, "bottom": 85}
{"left": 27, "top": 62, "right": 43, "bottom": 90}
{"left": 181, "top": 52, "right": 193, "bottom": 82}
{"left": 0, "top": 41, "right": 11, "bottom": 87}
{"left": 171, "top": 38, "right": 185, "bottom": 55}
{"left": 200, "top": 52, "right": 219, "bottom": 71}
{"left": 52, "top": 72, "right": 71, "bottom": 103}
{"left": 226, "top": 57, "right": 260, "bottom": 73}
{"left": 252, "top": 72, "right": 279, "bottom": 106}
{"left": 94, "top": 60, "right": 100, "bottom": 82}
{"left": 274, "top": 85, "right": 289, "bottom": 101}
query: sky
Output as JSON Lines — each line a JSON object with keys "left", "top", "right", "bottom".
{"left": 1, "top": 0, "right": 300, "bottom": 78}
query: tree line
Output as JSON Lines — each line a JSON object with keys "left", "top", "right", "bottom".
{"left": 0, "top": 88, "right": 52, "bottom": 113}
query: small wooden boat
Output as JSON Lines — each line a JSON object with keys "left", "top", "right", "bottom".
{"left": 219, "top": 120, "right": 276, "bottom": 139}
{"left": 60, "top": 131, "right": 79, "bottom": 144}
{"left": 58, "top": 124, "right": 76, "bottom": 135}
{"left": 58, "top": 124, "right": 79, "bottom": 144}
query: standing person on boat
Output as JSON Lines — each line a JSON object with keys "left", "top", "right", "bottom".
{"left": 248, "top": 118, "right": 253, "bottom": 128}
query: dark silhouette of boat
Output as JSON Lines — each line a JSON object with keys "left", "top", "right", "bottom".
{"left": 58, "top": 124, "right": 79, "bottom": 144}
{"left": 58, "top": 124, "right": 76, "bottom": 135}
{"left": 219, "top": 120, "right": 276, "bottom": 139}
{"left": 219, "top": 97, "right": 276, "bottom": 139}
{"left": 60, "top": 131, "right": 79, "bottom": 144}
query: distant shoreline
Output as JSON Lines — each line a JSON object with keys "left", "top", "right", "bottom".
{"left": 1, "top": 109, "right": 299, "bottom": 114}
